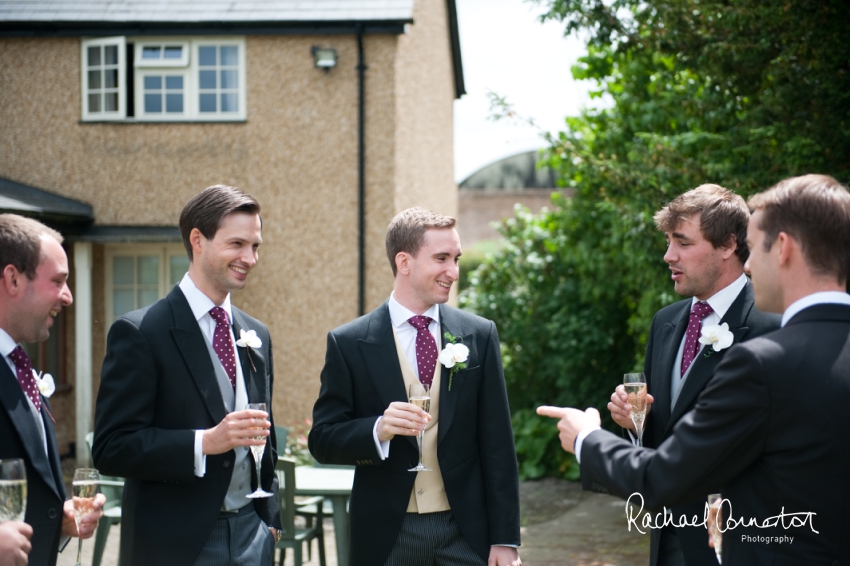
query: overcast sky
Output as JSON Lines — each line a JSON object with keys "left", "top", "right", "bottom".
{"left": 453, "top": 0, "right": 594, "bottom": 183}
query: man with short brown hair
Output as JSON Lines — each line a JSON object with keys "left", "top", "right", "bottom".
{"left": 607, "top": 184, "right": 779, "bottom": 566}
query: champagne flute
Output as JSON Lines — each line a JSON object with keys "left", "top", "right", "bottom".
{"left": 707, "top": 493, "right": 723, "bottom": 564}
{"left": 0, "top": 459, "right": 27, "bottom": 522}
{"left": 246, "top": 402, "right": 273, "bottom": 498}
{"left": 72, "top": 468, "right": 99, "bottom": 566}
{"left": 623, "top": 372, "right": 647, "bottom": 447}
{"left": 407, "top": 383, "right": 432, "bottom": 472}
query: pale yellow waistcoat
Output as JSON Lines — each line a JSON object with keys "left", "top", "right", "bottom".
{"left": 391, "top": 329, "right": 452, "bottom": 513}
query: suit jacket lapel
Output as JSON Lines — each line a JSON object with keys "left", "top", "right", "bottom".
{"left": 231, "top": 309, "right": 267, "bottom": 404}
{"left": 652, "top": 302, "right": 690, "bottom": 430}
{"left": 358, "top": 303, "right": 408, "bottom": 417}
{"left": 436, "top": 306, "right": 474, "bottom": 444}
{"left": 665, "top": 284, "right": 753, "bottom": 433}
{"left": 0, "top": 363, "right": 62, "bottom": 499}
{"left": 168, "top": 287, "right": 228, "bottom": 424}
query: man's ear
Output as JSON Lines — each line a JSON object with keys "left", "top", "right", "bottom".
{"left": 776, "top": 231, "right": 795, "bottom": 266}
{"left": 1, "top": 264, "right": 23, "bottom": 296}
{"left": 395, "top": 252, "right": 411, "bottom": 276}
{"left": 189, "top": 228, "right": 205, "bottom": 258}
{"left": 719, "top": 234, "right": 738, "bottom": 260}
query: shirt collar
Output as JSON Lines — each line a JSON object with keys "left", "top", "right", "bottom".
{"left": 781, "top": 291, "right": 850, "bottom": 327}
{"left": 0, "top": 328, "right": 18, "bottom": 359}
{"left": 179, "top": 273, "right": 233, "bottom": 323}
{"left": 693, "top": 272, "right": 748, "bottom": 320}
{"left": 388, "top": 292, "right": 440, "bottom": 330}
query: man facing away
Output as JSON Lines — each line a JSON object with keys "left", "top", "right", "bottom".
{"left": 309, "top": 207, "right": 522, "bottom": 566}
{"left": 540, "top": 174, "right": 850, "bottom": 565}
{"left": 607, "top": 184, "right": 779, "bottom": 566}
{"left": 93, "top": 185, "right": 281, "bottom": 565}
{"left": 0, "top": 214, "right": 104, "bottom": 566}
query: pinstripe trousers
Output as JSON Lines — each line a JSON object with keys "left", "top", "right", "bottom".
{"left": 383, "top": 510, "right": 486, "bottom": 566}
{"left": 193, "top": 505, "right": 275, "bottom": 566}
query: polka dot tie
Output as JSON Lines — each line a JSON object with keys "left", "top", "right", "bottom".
{"left": 681, "top": 301, "right": 714, "bottom": 377}
{"left": 209, "top": 307, "right": 236, "bottom": 391}
{"left": 408, "top": 315, "right": 438, "bottom": 386}
{"left": 9, "top": 345, "right": 40, "bottom": 413}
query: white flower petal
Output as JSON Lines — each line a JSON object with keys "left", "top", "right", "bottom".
{"left": 37, "top": 373, "right": 55, "bottom": 397}
{"left": 236, "top": 329, "right": 263, "bottom": 349}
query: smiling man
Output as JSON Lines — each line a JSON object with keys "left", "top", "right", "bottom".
{"left": 606, "top": 185, "right": 779, "bottom": 566}
{"left": 309, "top": 207, "right": 522, "bottom": 566}
{"left": 93, "top": 185, "right": 281, "bottom": 566}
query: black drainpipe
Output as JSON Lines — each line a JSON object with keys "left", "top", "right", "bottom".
{"left": 357, "top": 24, "right": 367, "bottom": 316}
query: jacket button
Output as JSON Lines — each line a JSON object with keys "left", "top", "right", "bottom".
{"left": 223, "top": 460, "right": 231, "bottom": 468}
{"left": 48, "top": 508, "right": 57, "bottom": 519}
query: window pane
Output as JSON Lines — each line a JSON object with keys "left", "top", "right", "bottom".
{"left": 199, "top": 46, "right": 216, "bottom": 66}
{"left": 221, "top": 93, "right": 238, "bottom": 112}
{"left": 165, "top": 76, "right": 183, "bottom": 89}
{"left": 88, "top": 46, "right": 101, "bottom": 66}
{"left": 88, "top": 93, "right": 101, "bottom": 113}
{"left": 137, "top": 288, "right": 158, "bottom": 309}
{"left": 166, "top": 93, "right": 183, "bottom": 113}
{"left": 169, "top": 255, "right": 189, "bottom": 286}
{"left": 199, "top": 93, "right": 216, "bottom": 112}
{"left": 113, "top": 257, "right": 134, "bottom": 284}
{"left": 220, "top": 70, "right": 237, "bottom": 89}
{"left": 199, "top": 70, "right": 216, "bottom": 89}
{"left": 104, "top": 69, "right": 118, "bottom": 88}
{"left": 138, "top": 256, "right": 159, "bottom": 284}
{"left": 145, "top": 93, "right": 162, "bottom": 113}
{"left": 164, "top": 46, "right": 182, "bottom": 59}
{"left": 104, "top": 92, "right": 118, "bottom": 112}
{"left": 221, "top": 46, "right": 237, "bottom": 66}
{"left": 144, "top": 76, "right": 162, "bottom": 90}
{"left": 88, "top": 70, "right": 101, "bottom": 89}
{"left": 104, "top": 45, "right": 118, "bottom": 65}
{"left": 113, "top": 289, "right": 134, "bottom": 318}
{"left": 142, "top": 46, "right": 161, "bottom": 59}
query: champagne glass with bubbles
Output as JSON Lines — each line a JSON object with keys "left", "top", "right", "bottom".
{"left": 0, "top": 459, "right": 27, "bottom": 522}
{"left": 407, "top": 383, "right": 432, "bottom": 472}
{"left": 246, "top": 402, "right": 273, "bottom": 498}
{"left": 72, "top": 468, "right": 99, "bottom": 566}
{"left": 623, "top": 372, "right": 648, "bottom": 447}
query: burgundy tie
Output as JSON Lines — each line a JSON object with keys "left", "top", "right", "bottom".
{"left": 209, "top": 307, "right": 237, "bottom": 390}
{"left": 408, "top": 316, "right": 438, "bottom": 386}
{"left": 9, "top": 346, "right": 40, "bottom": 413}
{"left": 681, "top": 301, "right": 714, "bottom": 376}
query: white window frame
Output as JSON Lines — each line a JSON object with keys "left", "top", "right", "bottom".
{"left": 81, "top": 36, "right": 127, "bottom": 121}
{"left": 81, "top": 36, "right": 246, "bottom": 122}
{"left": 104, "top": 244, "right": 190, "bottom": 325}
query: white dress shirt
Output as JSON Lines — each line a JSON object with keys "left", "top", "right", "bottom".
{"left": 179, "top": 273, "right": 248, "bottom": 477}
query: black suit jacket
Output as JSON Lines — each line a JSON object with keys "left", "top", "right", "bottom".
{"left": 641, "top": 282, "right": 780, "bottom": 566}
{"left": 581, "top": 304, "right": 850, "bottom": 565}
{"left": 0, "top": 363, "right": 65, "bottom": 566}
{"left": 93, "top": 285, "right": 280, "bottom": 566}
{"left": 308, "top": 302, "right": 521, "bottom": 565}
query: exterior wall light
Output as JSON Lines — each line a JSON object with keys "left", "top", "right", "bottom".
{"left": 312, "top": 46, "right": 337, "bottom": 72}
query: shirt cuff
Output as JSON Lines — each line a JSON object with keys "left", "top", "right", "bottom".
{"left": 372, "top": 417, "right": 390, "bottom": 460}
{"left": 194, "top": 430, "right": 206, "bottom": 477}
{"left": 492, "top": 544, "right": 518, "bottom": 548}
{"left": 574, "top": 426, "right": 601, "bottom": 464}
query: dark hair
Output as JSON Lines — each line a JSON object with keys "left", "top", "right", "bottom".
{"left": 654, "top": 183, "right": 751, "bottom": 263}
{"left": 385, "top": 207, "right": 456, "bottom": 276}
{"left": 748, "top": 174, "right": 850, "bottom": 284}
{"left": 0, "top": 214, "right": 63, "bottom": 279}
{"left": 179, "top": 185, "right": 261, "bottom": 261}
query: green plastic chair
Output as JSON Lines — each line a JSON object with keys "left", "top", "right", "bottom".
{"left": 85, "top": 432, "right": 124, "bottom": 566}
{"left": 274, "top": 425, "right": 289, "bottom": 457}
{"left": 275, "top": 457, "right": 326, "bottom": 566}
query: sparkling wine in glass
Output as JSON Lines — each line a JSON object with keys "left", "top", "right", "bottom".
{"left": 407, "top": 382, "right": 432, "bottom": 472}
{"left": 0, "top": 459, "right": 27, "bottom": 522}
{"left": 246, "top": 402, "right": 273, "bottom": 498}
{"left": 623, "top": 372, "right": 647, "bottom": 447}
{"left": 72, "top": 468, "right": 99, "bottom": 566}
{"left": 707, "top": 493, "right": 723, "bottom": 564}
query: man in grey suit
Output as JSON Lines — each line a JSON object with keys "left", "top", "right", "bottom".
{"left": 94, "top": 185, "right": 281, "bottom": 565}
{"left": 606, "top": 185, "right": 780, "bottom": 566}
{"left": 540, "top": 174, "right": 850, "bottom": 565}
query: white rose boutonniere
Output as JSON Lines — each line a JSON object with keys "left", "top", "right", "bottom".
{"left": 35, "top": 371, "right": 55, "bottom": 398}
{"left": 235, "top": 329, "right": 262, "bottom": 371}
{"left": 699, "top": 322, "right": 734, "bottom": 358}
{"left": 439, "top": 333, "right": 469, "bottom": 391}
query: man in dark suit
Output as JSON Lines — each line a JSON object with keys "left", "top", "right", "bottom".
{"left": 539, "top": 174, "right": 850, "bottom": 565}
{"left": 93, "top": 185, "right": 281, "bottom": 565}
{"left": 606, "top": 184, "right": 780, "bottom": 566}
{"left": 0, "top": 214, "right": 104, "bottom": 566}
{"left": 309, "top": 207, "right": 521, "bottom": 566}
